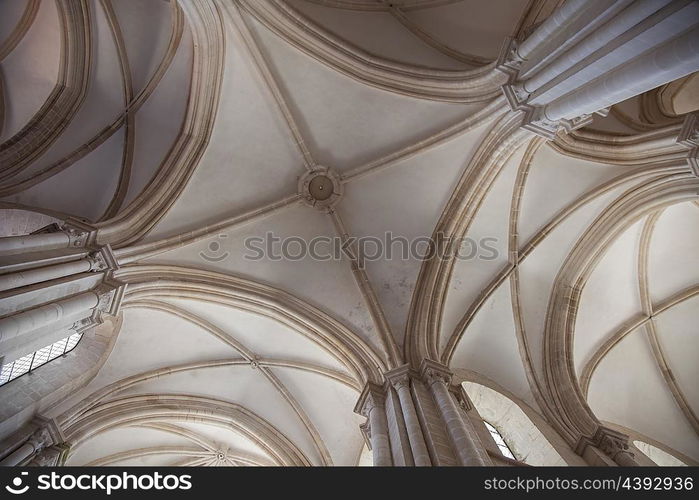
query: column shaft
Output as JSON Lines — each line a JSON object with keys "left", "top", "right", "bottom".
{"left": 367, "top": 404, "right": 392, "bottom": 466}
{"left": 394, "top": 384, "right": 431, "bottom": 466}
{"left": 523, "top": 0, "right": 675, "bottom": 93}
{"left": 517, "top": 0, "right": 592, "bottom": 60}
{"left": 0, "top": 232, "right": 71, "bottom": 256}
{"left": 0, "top": 259, "right": 92, "bottom": 292}
{"left": 0, "top": 442, "right": 35, "bottom": 466}
{"left": 545, "top": 25, "right": 699, "bottom": 120}
{"left": 429, "top": 380, "right": 488, "bottom": 466}
{"left": 0, "top": 292, "right": 99, "bottom": 344}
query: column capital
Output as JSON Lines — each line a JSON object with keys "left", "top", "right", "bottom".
{"left": 27, "top": 416, "right": 65, "bottom": 454}
{"left": 354, "top": 382, "right": 386, "bottom": 417}
{"left": 86, "top": 244, "right": 119, "bottom": 273}
{"left": 384, "top": 364, "right": 418, "bottom": 391}
{"left": 677, "top": 113, "right": 699, "bottom": 177}
{"left": 496, "top": 37, "right": 599, "bottom": 140}
{"left": 92, "top": 279, "right": 127, "bottom": 321}
{"left": 26, "top": 427, "right": 52, "bottom": 452}
{"left": 419, "top": 359, "right": 452, "bottom": 387}
{"left": 595, "top": 427, "right": 635, "bottom": 463}
{"left": 61, "top": 219, "right": 99, "bottom": 248}
{"left": 576, "top": 426, "right": 636, "bottom": 465}
{"left": 495, "top": 37, "right": 525, "bottom": 75}
{"left": 29, "top": 219, "right": 98, "bottom": 249}
{"left": 29, "top": 443, "right": 70, "bottom": 466}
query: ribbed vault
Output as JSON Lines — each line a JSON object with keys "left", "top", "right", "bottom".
{"left": 0, "top": 0, "right": 697, "bottom": 466}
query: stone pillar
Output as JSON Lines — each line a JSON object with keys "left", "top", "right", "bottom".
{"left": 0, "top": 232, "right": 71, "bottom": 256}
{"left": 523, "top": 0, "right": 677, "bottom": 95}
{"left": 420, "top": 360, "right": 489, "bottom": 466}
{"left": 0, "top": 425, "right": 53, "bottom": 466}
{"left": 0, "top": 277, "right": 125, "bottom": 365}
{"left": 0, "top": 242, "right": 122, "bottom": 356}
{"left": 498, "top": 0, "right": 699, "bottom": 138}
{"left": 0, "top": 442, "right": 36, "bottom": 466}
{"left": 0, "top": 247, "right": 113, "bottom": 292}
{"left": 0, "top": 292, "right": 100, "bottom": 344}
{"left": 355, "top": 383, "right": 392, "bottom": 466}
{"left": 385, "top": 366, "right": 431, "bottom": 466}
{"left": 514, "top": 0, "right": 590, "bottom": 62}
{"left": 0, "top": 260, "right": 89, "bottom": 293}
{"left": 544, "top": 26, "right": 699, "bottom": 122}
{"left": 677, "top": 112, "right": 699, "bottom": 177}
{"left": 0, "top": 221, "right": 93, "bottom": 257}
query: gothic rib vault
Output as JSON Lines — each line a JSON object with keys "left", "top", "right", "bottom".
{"left": 0, "top": 0, "right": 698, "bottom": 467}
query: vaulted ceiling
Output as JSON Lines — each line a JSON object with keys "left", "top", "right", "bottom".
{"left": 1, "top": 0, "right": 697, "bottom": 466}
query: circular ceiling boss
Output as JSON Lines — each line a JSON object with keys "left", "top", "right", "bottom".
{"left": 298, "top": 166, "right": 343, "bottom": 209}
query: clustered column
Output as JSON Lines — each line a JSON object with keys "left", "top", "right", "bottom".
{"left": 420, "top": 360, "right": 490, "bottom": 466}
{"left": 386, "top": 368, "right": 431, "bottom": 466}
{"left": 498, "top": 0, "right": 699, "bottom": 138}
{"left": 0, "top": 220, "right": 124, "bottom": 368}
{"left": 356, "top": 383, "right": 392, "bottom": 466}
{"left": 355, "top": 361, "right": 498, "bottom": 466}
{"left": 0, "top": 222, "right": 90, "bottom": 256}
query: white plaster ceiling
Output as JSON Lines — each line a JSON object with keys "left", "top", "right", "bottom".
{"left": 0, "top": 0, "right": 60, "bottom": 141}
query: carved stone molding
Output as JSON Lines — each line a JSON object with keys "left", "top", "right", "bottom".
{"left": 576, "top": 426, "right": 636, "bottom": 465}
{"left": 354, "top": 381, "right": 386, "bottom": 417}
{"left": 24, "top": 416, "right": 66, "bottom": 464}
{"left": 677, "top": 113, "right": 699, "bottom": 177}
{"left": 384, "top": 364, "right": 417, "bottom": 391}
{"left": 419, "top": 359, "right": 452, "bottom": 387}
{"left": 62, "top": 218, "right": 99, "bottom": 248}
{"left": 495, "top": 37, "right": 524, "bottom": 75}
{"left": 70, "top": 316, "right": 96, "bottom": 334}
{"left": 29, "top": 443, "right": 70, "bottom": 467}
{"left": 92, "top": 279, "right": 127, "bottom": 321}
{"left": 29, "top": 219, "right": 97, "bottom": 248}
{"left": 86, "top": 245, "right": 119, "bottom": 273}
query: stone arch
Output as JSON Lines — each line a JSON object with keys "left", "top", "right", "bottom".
{"left": 62, "top": 394, "right": 311, "bottom": 466}
{"left": 543, "top": 175, "right": 699, "bottom": 446}
{"left": 453, "top": 369, "right": 584, "bottom": 466}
